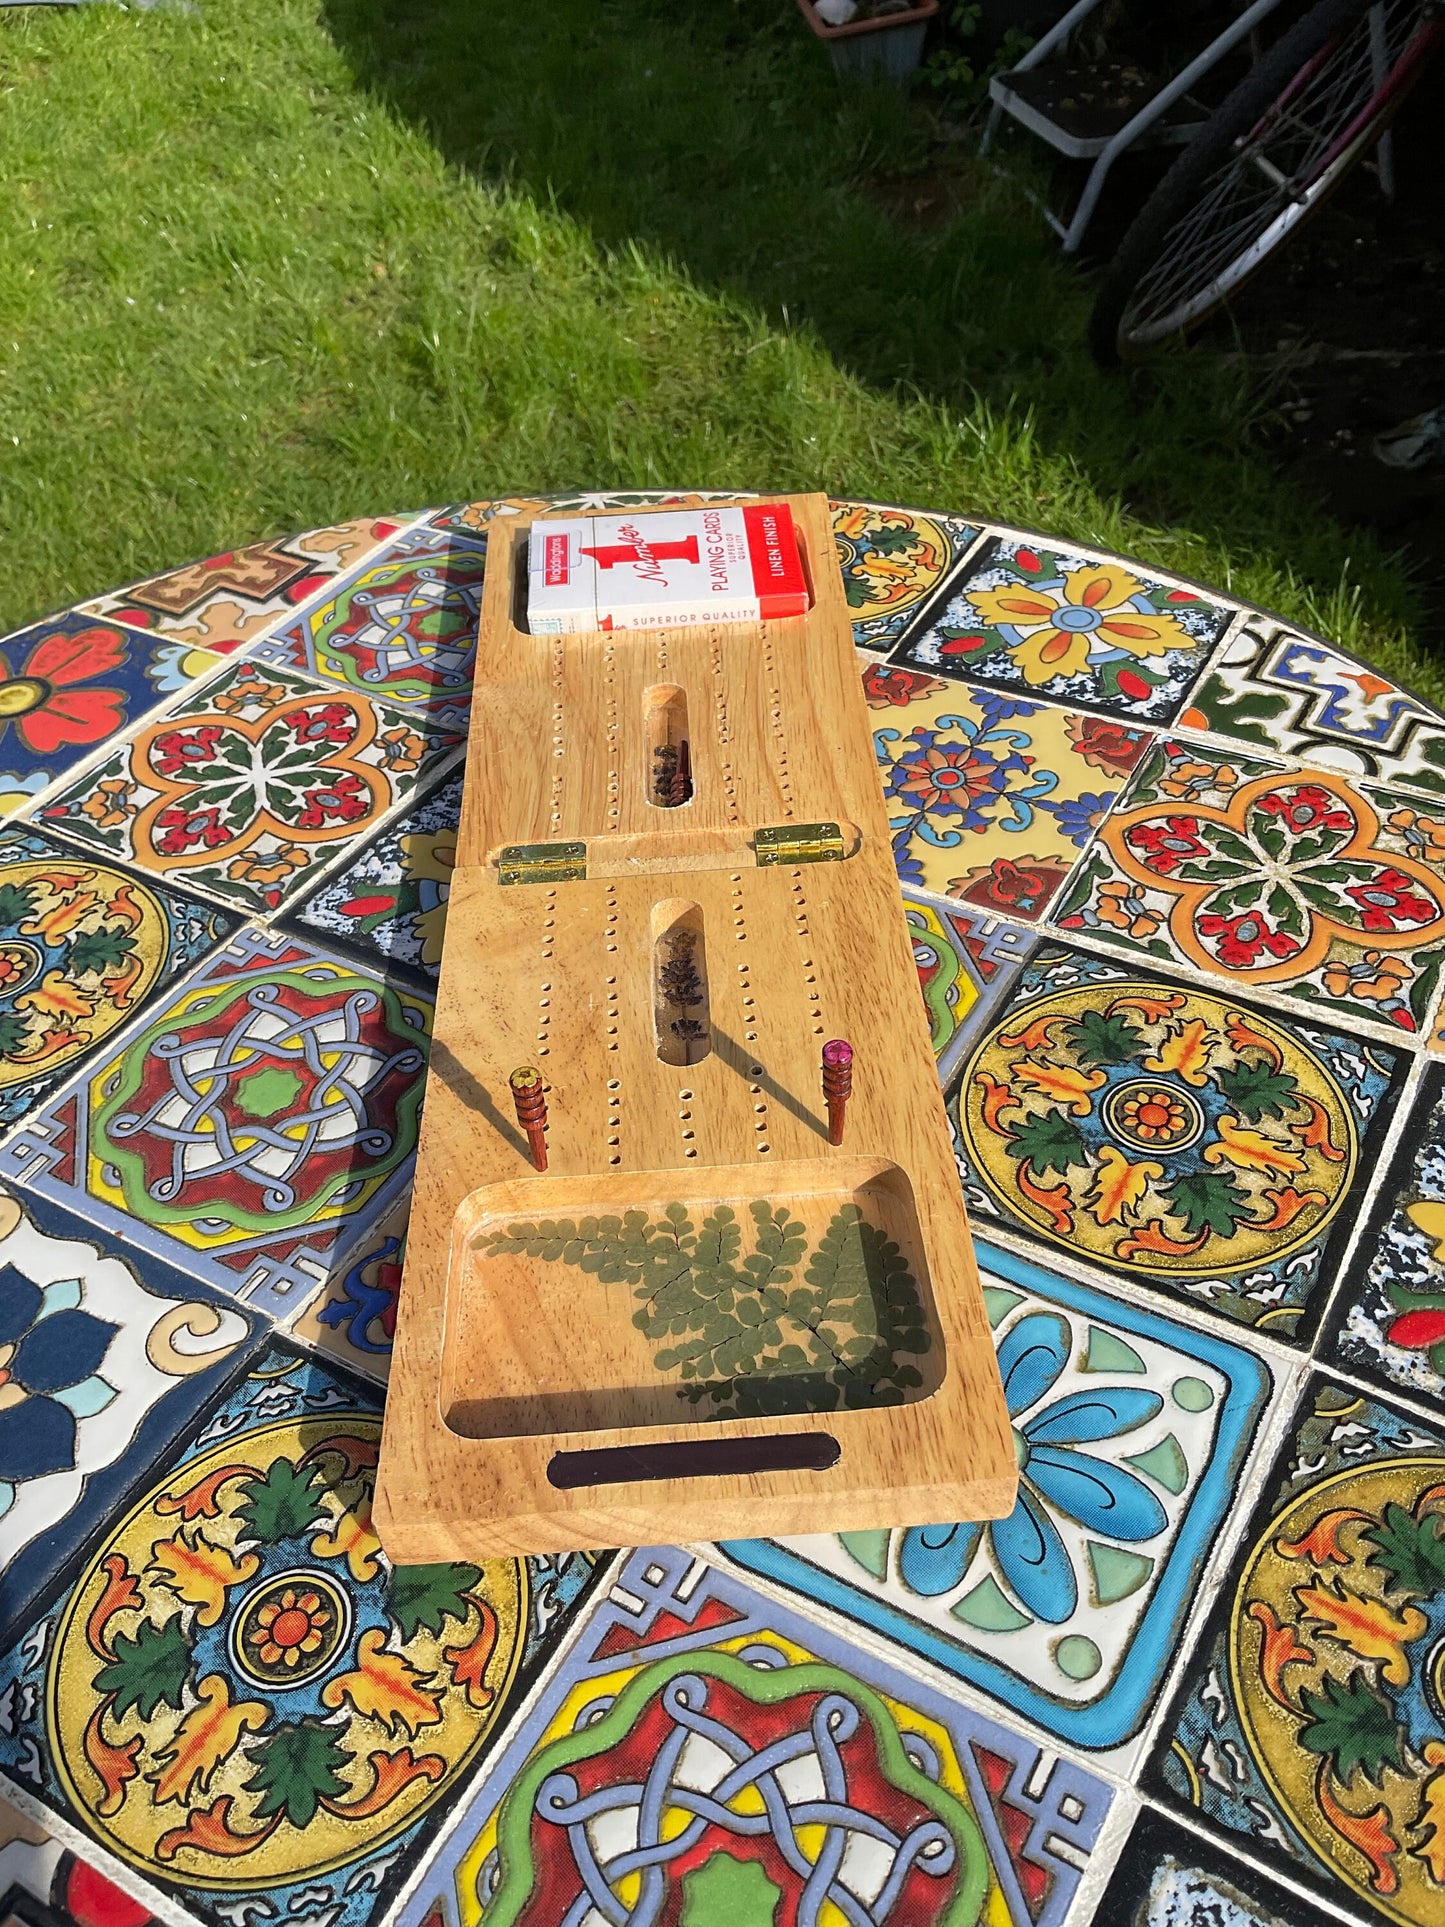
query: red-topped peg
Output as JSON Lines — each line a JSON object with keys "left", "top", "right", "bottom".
{"left": 509, "top": 1066, "right": 549, "bottom": 1171}
{"left": 822, "top": 1039, "right": 853, "bottom": 1146}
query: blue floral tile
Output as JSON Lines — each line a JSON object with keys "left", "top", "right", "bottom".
{"left": 0, "top": 1183, "right": 259, "bottom": 1652}
{"left": 0, "top": 1342, "right": 604, "bottom": 1927}
{"left": 892, "top": 534, "right": 1233, "bottom": 722}
{"left": 287, "top": 771, "right": 461, "bottom": 986}
{"left": 0, "top": 928, "right": 430, "bottom": 1320}
{"left": 0, "top": 613, "right": 224, "bottom": 818}
{"left": 391, "top": 1546, "right": 1114, "bottom": 1927}
{"left": 0, "top": 822, "right": 239, "bottom": 1126}
{"left": 863, "top": 667, "right": 1153, "bottom": 918}
{"left": 722, "top": 1236, "right": 1272, "bottom": 1753}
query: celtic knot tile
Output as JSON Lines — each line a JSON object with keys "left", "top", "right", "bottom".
{"left": 429, "top": 1551, "right": 1111, "bottom": 1927}
{"left": 498, "top": 1657, "right": 969, "bottom": 1925}
{"left": 100, "top": 976, "right": 425, "bottom": 1218}
{"left": 254, "top": 529, "right": 486, "bottom": 725}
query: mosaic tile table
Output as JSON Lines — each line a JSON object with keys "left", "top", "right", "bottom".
{"left": 0, "top": 492, "right": 1442, "bottom": 1927}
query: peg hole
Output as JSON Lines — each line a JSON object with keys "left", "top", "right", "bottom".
{"left": 644, "top": 684, "right": 692, "bottom": 807}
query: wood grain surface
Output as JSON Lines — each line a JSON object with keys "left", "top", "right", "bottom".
{"left": 374, "top": 493, "right": 1016, "bottom": 1557}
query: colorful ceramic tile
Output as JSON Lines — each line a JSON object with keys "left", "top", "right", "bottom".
{"left": 288, "top": 771, "right": 461, "bottom": 985}
{"left": 78, "top": 519, "right": 417, "bottom": 655}
{"left": 0, "top": 1183, "right": 257, "bottom": 1652}
{"left": 904, "top": 894, "right": 1034, "bottom": 1087}
{"left": 1325, "top": 1062, "right": 1445, "bottom": 1408}
{"left": 251, "top": 535, "right": 485, "bottom": 728}
{"left": 393, "top": 1546, "right": 1114, "bottom": 1927}
{"left": 0, "top": 928, "right": 431, "bottom": 1320}
{"left": 0, "top": 824, "right": 239, "bottom": 1126}
{"left": 949, "top": 941, "right": 1403, "bottom": 1340}
{"left": 33, "top": 662, "right": 462, "bottom": 918}
{"left": 1098, "top": 1806, "right": 1337, "bottom": 1927}
{"left": 0, "top": 1790, "right": 157, "bottom": 1927}
{"left": 832, "top": 501, "right": 982, "bottom": 652}
{"left": 288, "top": 1196, "right": 407, "bottom": 1385}
{"left": 0, "top": 1343, "right": 603, "bottom": 1927}
{"left": 1183, "top": 613, "right": 1445, "bottom": 797}
{"left": 867, "top": 673, "right": 1154, "bottom": 918}
{"left": 723, "top": 1236, "right": 1271, "bottom": 1753}
{"left": 906, "top": 895, "right": 984, "bottom": 1074}
{"left": 1148, "top": 1373, "right": 1445, "bottom": 1927}
{"left": 892, "top": 534, "right": 1232, "bottom": 721}
{"left": 0, "top": 614, "right": 223, "bottom": 818}
{"left": 1053, "top": 737, "right": 1445, "bottom": 1037}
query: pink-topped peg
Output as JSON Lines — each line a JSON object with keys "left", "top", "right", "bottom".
{"left": 822, "top": 1039, "right": 853, "bottom": 1146}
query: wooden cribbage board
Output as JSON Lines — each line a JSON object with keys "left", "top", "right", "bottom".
{"left": 374, "top": 494, "right": 1016, "bottom": 1558}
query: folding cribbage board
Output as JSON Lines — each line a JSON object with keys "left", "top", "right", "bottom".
{"left": 374, "top": 494, "right": 1016, "bottom": 1558}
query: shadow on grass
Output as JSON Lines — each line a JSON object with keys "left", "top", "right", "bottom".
{"left": 319, "top": 0, "right": 1418, "bottom": 646}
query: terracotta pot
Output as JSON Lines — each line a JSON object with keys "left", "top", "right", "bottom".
{"left": 796, "top": 0, "right": 939, "bottom": 83}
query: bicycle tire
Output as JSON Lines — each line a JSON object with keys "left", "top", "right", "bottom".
{"left": 1088, "top": 0, "right": 1440, "bottom": 365}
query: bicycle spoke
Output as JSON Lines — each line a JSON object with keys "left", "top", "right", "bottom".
{"left": 1115, "top": 0, "right": 1430, "bottom": 345}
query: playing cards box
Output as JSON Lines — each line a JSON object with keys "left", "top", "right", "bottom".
{"left": 526, "top": 502, "right": 810, "bottom": 634}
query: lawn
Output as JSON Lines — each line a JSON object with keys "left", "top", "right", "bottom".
{"left": 0, "top": 0, "right": 1434, "bottom": 695}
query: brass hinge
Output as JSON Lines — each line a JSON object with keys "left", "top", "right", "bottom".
{"left": 497, "top": 841, "right": 587, "bottom": 885}
{"left": 754, "top": 822, "right": 846, "bottom": 866}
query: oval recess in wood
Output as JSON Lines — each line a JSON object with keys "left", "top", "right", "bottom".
{"left": 652, "top": 897, "right": 711, "bottom": 1067}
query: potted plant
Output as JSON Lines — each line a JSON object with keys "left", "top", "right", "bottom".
{"left": 796, "top": 0, "right": 940, "bottom": 84}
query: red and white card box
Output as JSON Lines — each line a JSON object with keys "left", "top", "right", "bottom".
{"left": 526, "top": 502, "right": 811, "bottom": 634}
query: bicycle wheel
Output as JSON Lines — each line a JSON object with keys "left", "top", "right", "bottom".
{"left": 1088, "top": 0, "right": 1444, "bottom": 365}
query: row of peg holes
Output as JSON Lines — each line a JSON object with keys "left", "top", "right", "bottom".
{"left": 678, "top": 1086, "right": 696, "bottom": 1161}
{"left": 535, "top": 888, "right": 558, "bottom": 1060}
{"left": 731, "top": 873, "right": 770, "bottom": 1156}
{"left": 711, "top": 642, "right": 741, "bottom": 826}
{"left": 603, "top": 641, "right": 620, "bottom": 829}
{"left": 604, "top": 886, "right": 621, "bottom": 1163}
{"left": 762, "top": 638, "right": 794, "bottom": 820}
{"left": 791, "top": 871, "right": 825, "bottom": 1038}
{"left": 548, "top": 640, "right": 565, "bottom": 832}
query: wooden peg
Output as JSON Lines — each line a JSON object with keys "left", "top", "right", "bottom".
{"left": 669, "top": 736, "right": 692, "bottom": 808}
{"left": 822, "top": 1038, "right": 853, "bottom": 1146}
{"left": 509, "top": 1066, "right": 548, "bottom": 1170}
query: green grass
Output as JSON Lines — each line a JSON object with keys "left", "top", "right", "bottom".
{"left": 0, "top": 0, "right": 1434, "bottom": 697}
